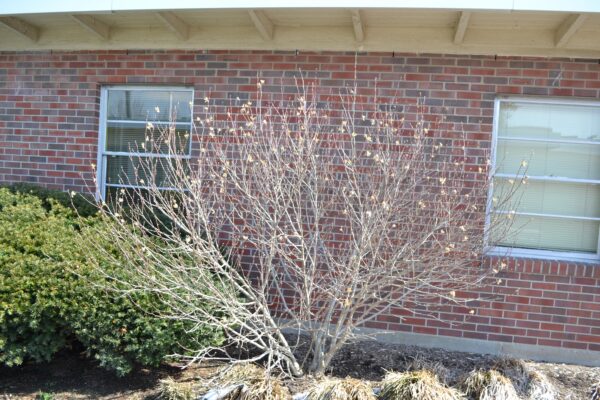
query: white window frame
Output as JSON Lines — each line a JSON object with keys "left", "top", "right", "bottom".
{"left": 485, "top": 96, "right": 600, "bottom": 263}
{"left": 96, "top": 85, "right": 194, "bottom": 200}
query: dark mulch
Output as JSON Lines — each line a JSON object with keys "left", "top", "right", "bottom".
{"left": 323, "top": 339, "right": 599, "bottom": 399}
{"left": 1, "top": 340, "right": 598, "bottom": 399}
{"left": 0, "top": 349, "right": 215, "bottom": 400}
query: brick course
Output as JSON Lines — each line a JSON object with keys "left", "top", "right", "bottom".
{"left": 1, "top": 50, "right": 599, "bottom": 356}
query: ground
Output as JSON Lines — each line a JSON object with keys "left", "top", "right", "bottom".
{"left": 1, "top": 341, "right": 598, "bottom": 399}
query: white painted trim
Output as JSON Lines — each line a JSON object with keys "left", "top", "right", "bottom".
{"left": 155, "top": 11, "right": 190, "bottom": 41}
{"left": 555, "top": 13, "right": 588, "bottom": 48}
{"left": 71, "top": 14, "right": 111, "bottom": 40}
{"left": 97, "top": 85, "right": 194, "bottom": 200}
{"left": 248, "top": 10, "right": 274, "bottom": 41}
{"left": 495, "top": 173, "right": 600, "bottom": 185}
{"left": 0, "top": 16, "right": 39, "bottom": 42}
{"left": 105, "top": 86, "right": 193, "bottom": 91}
{"left": 103, "top": 151, "right": 192, "bottom": 159}
{"left": 497, "top": 136, "right": 600, "bottom": 146}
{"left": 487, "top": 246, "right": 600, "bottom": 263}
{"left": 350, "top": 9, "right": 365, "bottom": 43}
{"left": 96, "top": 87, "right": 108, "bottom": 202}
{"left": 3, "top": 0, "right": 600, "bottom": 15}
{"left": 453, "top": 11, "right": 471, "bottom": 44}
{"left": 486, "top": 96, "right": 600, "bottom": 263}
{"left": 493, "top": 210, "right": 600, "bottom": 222}
{"left": 107, "top": 120, "right": 191, "bottom": 125}
{"left": 495, "top": 96, "right": 600, "bottom": 108}
{"left": 105, "top": 183, "right": 189, "bottom": 192}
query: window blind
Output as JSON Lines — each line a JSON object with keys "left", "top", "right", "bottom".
{"left": 98, "top": 87, "right": 193, "bottom": 196}
{"left": 491, "top": 100, "right": 600, "bottom": 254}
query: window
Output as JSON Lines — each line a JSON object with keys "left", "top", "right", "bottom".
{"left": 489, "top": 98, "right": 600, "bottom": 261}
{"left": 96, "top": 86, "right": 194, "bottom": 199}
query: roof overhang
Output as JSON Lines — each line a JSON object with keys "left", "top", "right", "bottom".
{"left": 3, "top": 0, "right": 600, "bottom": 14}
{"left": 1, "top": 1, "right": 599, "bottom": 58}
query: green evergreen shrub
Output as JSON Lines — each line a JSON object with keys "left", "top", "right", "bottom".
{"left": 0, "top": 187, "right": 224, "bottom": 376}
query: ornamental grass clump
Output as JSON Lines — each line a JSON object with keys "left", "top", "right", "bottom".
{"left": 308, "top": 377, "right": 375, "bottom": 400}
{"left": 492, "top": 357, "right": 530, "bottom": 394}
{"left": 220, "top": 364, "right": 290, "bottom": 400}
{"left": 591, "top": 382, "right": 600, "bottom": 400}
{"left": 158, "top": 377, "right": 195, "bottom": 400}
{"left": 526, "top": 371, "right": 556, "bottom": 400}
{"left": 379, "top": 370, "right": 463, "bottom": 400}
{"left": 404, "top": 356, "right": 450, "bottom": 384}
{"left": 461, "top": 369, "right": 518, "bottom": 400}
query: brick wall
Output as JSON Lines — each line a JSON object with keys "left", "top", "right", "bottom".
{"left": 1, "top": 50, "right": 599, "bottom": 356}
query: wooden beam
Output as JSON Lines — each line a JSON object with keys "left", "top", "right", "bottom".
{"left": 453, "top": 11, "right": 471, "bottom": 44}
{"left": 71, "top": 14, "right": 110, "bottom": 40}
{"left": 0, "top": 16, "right": 39, "bottom": 42}
{"left": 155, "top": 11, "right": 189, "bottom": 40}
{"left": 350, "top": 9, "right": 365, "bottom": 42}
{"left": 248, "top": 10, "right": 273, "bottom": 41}
{"left": 555, "top": 13, "right": 587, "bottom": 48}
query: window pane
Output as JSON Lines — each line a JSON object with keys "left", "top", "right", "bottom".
{"left": 493, "top": 179, "right": 600, "bottom": 219}
{"left": 492, "top": 100, "right": 600, "bottom": 255}
{"left": 496, "top": 139, "right": 600, "bottom": 180}
{"left": 105, "top": 155, "right": 187, "bottom": 188}
{"left": 106, "top": 122, "right": 191, "bottom": 154}
{"left": 107, "top": 90, "right": 172, "bottom": 122}
{"left": 498, "top": 102, "right": 600, "bottom": 142}
{"left": 492, "top": 214, "right": 599, "bottom": 253}
{"left": 172, "top": 91, "right": 193, "bottom": 122}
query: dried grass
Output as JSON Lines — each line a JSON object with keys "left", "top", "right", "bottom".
{"left": 461, "top": 369, "right": 518, "bottom": 400}
{"left": 492, "top": 357, "right": 530, "bottom": 393}
{"left": 590, "top": 382, "right": 600, "bottom": 400}
{"left": 526, "top": 371, "right": 556, "bottom": 400}
{"left": 308, "top": 377, "right": 375, "bottom": 400}
{"left": 379, "top": 370, "right": 464, "bottom": 400}
{"left": 219, "top": 364, "right": 290, "bottom": 400}
{"left": 158, "top": 377, "right": 195, "bottom": 400}
{"left": 405, "top": 356, "right": 450, "bottom": 384}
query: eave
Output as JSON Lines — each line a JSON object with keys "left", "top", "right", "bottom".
{"left": 1, "top": 4, "right": 599, "bottom": 58}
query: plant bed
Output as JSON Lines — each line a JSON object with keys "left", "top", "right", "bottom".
{"left": 1, "top": 340, "right": 599, "bottom": 399}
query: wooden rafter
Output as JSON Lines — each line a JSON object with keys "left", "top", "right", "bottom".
{"left": 248, "top": 10, "right": 273, "bottom": 41}
{"left": 155, "top": 11, "right": 189, "bottom": 40}
{"left": 350, "top": 9, "right": 365, "bottom": 42}
{"left": 453, "top": 11, "right": 471, "bottom": 44}
{"left": 71, "top": 14, "right": 110, "bottom": 40}
{"left": 555, "top": 13, "right": 587, "bottom": 48}
{"left": 0, "top": 16, "right": 39, "bottom": 42}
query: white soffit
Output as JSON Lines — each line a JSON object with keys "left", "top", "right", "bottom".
{"left": 1, "top": 1, "right": 599, "bottom": 57}
{"left": 2, "top": 0, "right": 600, "bottom": 14}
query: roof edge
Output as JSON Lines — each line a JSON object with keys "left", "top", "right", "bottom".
{"left": 2, "top": 0, "right": 600, "bottom": 16}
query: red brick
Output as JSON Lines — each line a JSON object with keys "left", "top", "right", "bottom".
{"left": 1, "top": 50, "right": 599, "bottom": 355}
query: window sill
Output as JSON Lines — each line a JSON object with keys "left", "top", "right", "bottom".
{"left": 485, "top": 246, "right": 600, "bottom": 264}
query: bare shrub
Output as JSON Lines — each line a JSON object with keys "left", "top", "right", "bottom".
{"left": 89, "top": 80, "right": 525, "bottom": 377}
{"left": 379, "top": 370, "right": 463, "bottom": 400}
